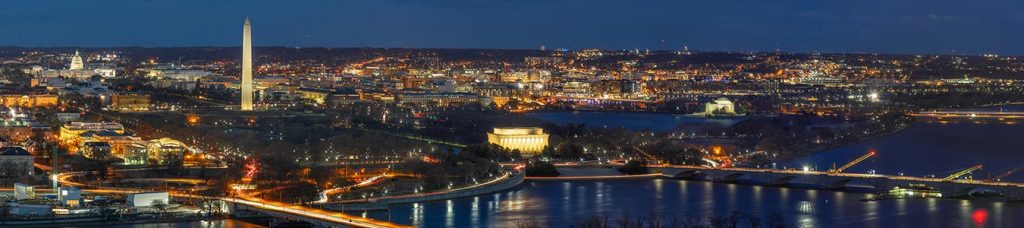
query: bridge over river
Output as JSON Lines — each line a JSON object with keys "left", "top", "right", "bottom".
{"left": 911, "top": 110, "right": 1024, "bottom": 119}
{"left": 656, "top": 165, "right": 1024, "bottom": 199}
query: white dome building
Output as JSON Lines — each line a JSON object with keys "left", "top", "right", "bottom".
{"left": 69, "top": 51, "right": 85, "bottom": 70}
{"left": 696, "top": 97, "right": 740, "bottom": 116}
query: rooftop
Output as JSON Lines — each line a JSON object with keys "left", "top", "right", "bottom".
{"left": 0, "top": 147, "right": 31, "bottom": 156}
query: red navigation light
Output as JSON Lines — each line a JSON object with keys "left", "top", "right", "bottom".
{"left": 972, "top": 209, "right": 988, "bottom": 227}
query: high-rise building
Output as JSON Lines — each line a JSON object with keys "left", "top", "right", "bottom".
{"left": 240, "top": 18, "right": 254, "bottom": 111}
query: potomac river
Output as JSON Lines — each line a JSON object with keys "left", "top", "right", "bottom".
{"left": 360, "top": 111, "right": 1024, "bottom": 227}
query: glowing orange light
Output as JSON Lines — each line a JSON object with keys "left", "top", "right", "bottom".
{"left": 186, "top": 114, "right": 200, "bottom": 125}
{"left": 712, "top": 146, "right": 723, "bottom": 155}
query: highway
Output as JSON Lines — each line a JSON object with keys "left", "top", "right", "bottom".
{"left": 53, "top": 171, "right": 410, "bottom": 228}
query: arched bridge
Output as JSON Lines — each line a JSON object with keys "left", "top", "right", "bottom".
{"left": 658, "top": 165, "right": 1024, "bottom": 199}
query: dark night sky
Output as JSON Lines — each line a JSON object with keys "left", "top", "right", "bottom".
{"left": 2, "top": 0, "right": 1024, "bottom": 54}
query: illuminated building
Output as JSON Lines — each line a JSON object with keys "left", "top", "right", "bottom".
{"left": 59, "top": 122, "right": 125, "bottom": 151}
{"left": 0, "top": 147, "right": 33, "bottom": 176}
{"left": 298, "top": 88, "right": 331, "bottom": 105}
{"left": 0, "top": 109, "right": 49, "bottom": 143}
{"left": 144, "top": 67, "right": 213, "bottom": 81}
{"left": 80, "top": 141, "right": 112, "bottom": 160}
{"left": 110, "top": 93, "right": 151, "bottom": 111}
{"left": 40, "top": 51, "right": 118, "bottom": 79}
{"left": 146, "top": 138, "right": 186, "bottom": 165}
{"left": 0, "top": 94, "right": 58, "bottom": 108}
{"left": 240, "top": 18, "right": 254, "bottom": 111}
{"left": 56, "top": 113, "right": 81, "bottom": 123}
{"left": 695, "top": 97, "right": 738, "bottom": 116}
{"left": 144, "top": 67, "right": 212, "bottom": 91}
{"left": 122, "top": 142, "right": 149, "bottom": 165}
{"left": 14, "top": 183, "right": 35, "bottom": 200}
{"left": 69, "top": 51, "right": 84, "bottom": 70}
{"left": 128, "top": 192, "right": 169, "bottom": 207}
{"left": 397, "top": 92, "right": 491, "bottom": 107}
{"left": 561, "top": 81, "right": 591, "bottom": 97}
{"left": 795, "top": 75, "right": 846, "bottom": 87}
{"left": 487, "top": 127, "right": 549, "bottom": 156}
{"left": 84, "top": 131, "right": 140, "bottom": 157}
{"left": 57, "top": 186, "right": 81, "bottom": 207}
{"left": 474, "top": 84, "right": 515, "bottom": 107}
{"left": 524, "top": 56, "right": 563, "bottom": 67}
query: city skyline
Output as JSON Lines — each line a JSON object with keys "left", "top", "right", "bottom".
{"left": 1, "top": 0, "right": 1023, "bottom": 55}
{"left": 3, "top": 1, "right": 1024, "bottom": 227}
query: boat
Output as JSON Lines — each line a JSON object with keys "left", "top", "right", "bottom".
{"left": 861, "top": 184, "right": 943, "bottom": 201}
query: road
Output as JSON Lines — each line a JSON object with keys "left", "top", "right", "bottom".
{"left": 54, "top": 171, "right": 410, "bottom": 228}
{"left": 911, "top": 110, "right": 1024, "bottom": 119}
{"left": 647, "top": 164, "right": 1024, "bottom": 188}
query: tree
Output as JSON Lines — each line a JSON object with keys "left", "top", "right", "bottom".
{"left": 199, "top": 200, "right": 221, "bottom": 216}
{"left": 0, "top": 201, "right": 11, "bottom": 219}
{"left": 165, "top": 154, "right": 184, "bottom": 176}
{"left": 556, "top": 143, "right": 586, "bottom": 160}
{"left": 525, "top": 161, "right": 560, "bottom": 177}
{"left": 151, "top": 199, "right": 168, "bottom": 217}
{"left": 618, "top": 160, "right": 649, "bottom": 175}
{"left": 94, "top": 199, "right": 116, "bottom": 220}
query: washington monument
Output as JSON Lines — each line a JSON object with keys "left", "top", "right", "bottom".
{"left": 240, "top": 18, "right": 254, "bottom": 111}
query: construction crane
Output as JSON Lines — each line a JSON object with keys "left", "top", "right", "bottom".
{"left": 830, "top": 151, "right": 875, "bottom": 173}
{"left": 943, "top": 164, "right": 983, "bottom": 181}
{"left": 632, "top": 146, "right": 662, "bottom": 164}
{"left": 990, "top": 166, "right": 1024, "bottom": 181}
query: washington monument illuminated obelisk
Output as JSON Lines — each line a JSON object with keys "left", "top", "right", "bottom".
{"left": 240, "top": 18, "right": 254, "bottom": 111}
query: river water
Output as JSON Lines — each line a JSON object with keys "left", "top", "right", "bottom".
{"left": 365, "top": 180, "right": 1020, "bottom": 227}
{"left": 358, "top": 110, "right": 1024, "bottom": 227}
{"left": 137, "top": 110, "right": 1023, "bottom": 227}
{"left": 92, "top": 219, "right": 263, "bottom": 228}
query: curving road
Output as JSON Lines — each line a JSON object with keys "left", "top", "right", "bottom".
{"left": 54, "top": 171, "right": 410, "bottom": 228}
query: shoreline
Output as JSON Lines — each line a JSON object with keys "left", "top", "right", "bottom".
{"left": 777, "top": 122, "right": 914, "bottom": 163}
{"left": 2, "top": 216, "right": 238, "bottom": 228}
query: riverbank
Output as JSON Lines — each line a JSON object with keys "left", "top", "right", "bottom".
{"left": 778, "top": 122, "right": 912, "bottom": 164}
{"left": 1, "top": 215, "right": 238, "bottom": 227}
{"left": 526, "top": 173, "right": 661, "bottom": 181}
{"left": 330, "top": 172, "right": 524, "bottom": 211}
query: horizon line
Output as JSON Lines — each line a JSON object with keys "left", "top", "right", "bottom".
{"left": 0, "top": 45, "right": 1012, "bottom": 57}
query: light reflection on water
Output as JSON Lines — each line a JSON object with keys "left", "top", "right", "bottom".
{"left": 365, "top": 180, "right": 1024, "bottom": 227}
{"left": 365, "top": 109, "right": 1024, "bottom": 227}
{"left": 104, "top": 219, "right": 264, "bottom": 228}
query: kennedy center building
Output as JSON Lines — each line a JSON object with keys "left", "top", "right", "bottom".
{"left": 487, "top": 127, "right": 549, "bottom": 156}
{"left": 240, "top": 18, "right": 254, "bottom": 111}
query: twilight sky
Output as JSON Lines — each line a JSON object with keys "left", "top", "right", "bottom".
{"left": 2, "top": 0, "right": 1023, "bottom": 54}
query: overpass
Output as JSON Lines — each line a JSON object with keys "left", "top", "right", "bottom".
{"left": 657, "top": 164, "right": 1024, "bottom": 199}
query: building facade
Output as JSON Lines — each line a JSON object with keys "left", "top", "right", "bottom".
{"left": 487, "top": 127, "right": 549, "bottom": 156}
{"left": 700, "top": 97, "right": 738, "bottom": 116}
{"left": 146, "top": 138, "right": 186, "bottom": 165}
{"left": 0, "top": 147, "right": 33, "bottom": 176}
{"left": 0, "top": 94, "right": 58, "bottom": 108}
{"left": 110, "top": 93, "right": 151, "bottom": 111}
{"left": 59, "top": 122, "right": 125, "bottom": 151}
